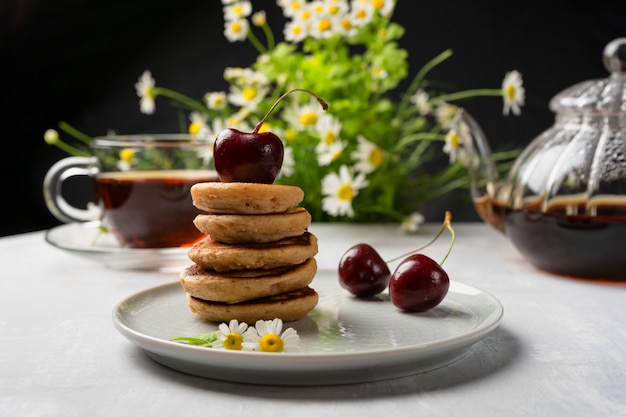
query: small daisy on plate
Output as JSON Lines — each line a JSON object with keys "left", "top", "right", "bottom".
{"left": 212, "top": 319, "right": 255, "bottom": 351}
{"left": 244, "top": 318, "right": 301, "bottom": 353}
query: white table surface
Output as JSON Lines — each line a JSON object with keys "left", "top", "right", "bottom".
{"left": 1, "top": 222, "right": 624, "bottom": 417}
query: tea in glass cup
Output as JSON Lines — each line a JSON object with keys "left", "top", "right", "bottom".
{"left": 43, "top": 134, "right": 217, "bottom": 248}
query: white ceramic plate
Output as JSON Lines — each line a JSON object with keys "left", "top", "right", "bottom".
{"left": 113, "top": 270, "right": 503, "bottom": 385}
{"left": 45, "top": 222, "right": 190, "bottom": 272}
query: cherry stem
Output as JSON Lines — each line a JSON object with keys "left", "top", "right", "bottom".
{"left": 386, "top": 211, "right": 455, "bottom": 265}
{"left": 253, "top": 88, "right": 329, "bottom": 134}
{"left": 439, "top": 211, "right": 456, "bottom": 266}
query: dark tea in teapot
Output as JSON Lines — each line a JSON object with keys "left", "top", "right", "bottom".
{"left": 475, "top": 195, "right": 626, "bottom": 280}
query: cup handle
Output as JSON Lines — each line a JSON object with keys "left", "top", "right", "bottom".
{"left": 43, "top": 156, "right": 102, "bottom": 223}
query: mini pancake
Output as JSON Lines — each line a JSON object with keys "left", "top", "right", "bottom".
{"left": 187, "top": 232, "right": 318, "bottom": 272}
{"left": 193, "top": 207, "right": 312, "bottom": 244}
{"left": 185, "top": 286, "right": 319, "bottom": 324}
{"left": 180, "top": 258, "right": 317, "bottom": 304}
{"left": 191, "top": 182, "right": 305, "bottom": 214}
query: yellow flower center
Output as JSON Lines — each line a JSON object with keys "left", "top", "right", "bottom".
{"left": 337, "top": 183, "right": 355, "bottom": 201}
{"left": 300, "top": 111, "right": 318, "bottom": 126}
{"left": 356, "top": 9, "right": 367, "bottom": 20}
{"left": 341, "top": 19, "right": 352, "bottom": 31}
{"left": 188, "top": 121, "right": 201, "bottom": 135}
{"left": 233, "top": 5, "right": 243, "bottom": 16}
{"left": 318, "top": 18, "right": 331, "bottom": 32}
{"left": 119, "top": 148, "right": 135, "bottom": 163}
{"left": 328, "top": 5, "right": 340, "bottom": 14}
{"left": 231, "top": 22, "right": 242, "bottom": 33}
{"left": 506, "top": 84, "right": 516, "bottom": 100}
{"left": 372, "top": 0, "right": 385, "bottom": 10}
{"left": 291, "top": 25, "right": 303, "bottom": 36}
{"left": 223, "top": 332, "right": 244, "bottom": 350}
{"left": 449, "top": 131, "right": 460, "bottom": 148}
{"left": 242, "top": 87, "right": 258, "bottom": 101}
{"left": 323, "top": 131, "right": 336, "bottom": 145}
{"left": 286, "top": 128, "right": 297, "bottom": 141}
{"left": 259, "top": 334, "right": 284, "bottom": 352}
{"left": 289, "top": 1, "right": 302, "bottom": 12}
{"left": 368, "top": 148, "right": 384, "bottom": 167}
{"left": 300, "top": 10, "right": 311, "bottom": 20}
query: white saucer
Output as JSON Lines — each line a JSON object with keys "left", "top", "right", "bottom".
{"left": 44, "top": 221, "right": 191, "bottom": 272}
{"left": 113, "top": 271, "right": 504, "bottom": 385}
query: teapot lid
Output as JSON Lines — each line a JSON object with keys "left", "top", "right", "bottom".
{"left": 549, "top": 38, "right": 626, "bottom": 114}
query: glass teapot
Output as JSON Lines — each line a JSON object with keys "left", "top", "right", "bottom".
{"left": 463, "top": 38, "right": 626, "bottom": 281}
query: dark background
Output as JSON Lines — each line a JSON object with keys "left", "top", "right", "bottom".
{"left": 2, "top": 0, "right": 624, "bottom": 236}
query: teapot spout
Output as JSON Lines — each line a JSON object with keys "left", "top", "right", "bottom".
{"left": 456, "top": 109, "right": 506, "bottom": 233}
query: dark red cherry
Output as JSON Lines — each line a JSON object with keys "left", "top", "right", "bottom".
{"left": 338, "top": 243, "right": 391, "bottom": 297}
{"left": 213, "top": 128, "right": 284, "bottom": 184}
{"left": 213, "top": 88, "right": 328, "bottom": 184}
{"left": 389, "top": 254, "right": 449, "bottom": 312}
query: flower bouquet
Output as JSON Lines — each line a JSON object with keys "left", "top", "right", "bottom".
{"left": 46, "top": 0, "right": 525, "bottom": 229}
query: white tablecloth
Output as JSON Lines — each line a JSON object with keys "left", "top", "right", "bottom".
{"left": 1, "top": 223, "right": 624, "bottom": 417}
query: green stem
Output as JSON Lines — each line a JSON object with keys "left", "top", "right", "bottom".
{"left": 261, "top": 22, "right": 275, "bottom": 50}
{"left": 247, "top": 27, "right": 267, "bottom": 53}
{"left": 431, "top": 88, "right": 503, "bottom": 104}
{"left": 49, "top": 139, "right": 90, "bottom": 156}
{"left": 394, "top": 132, "right": 444, "bottom": 150}
{"left": 152, "top": 87, "right": 208, "bottom": 114}
{"left": 398, "top": 49, "right": 454, "bottom": 112}
{"left": 58, "top": 121, "right": 91, "bottom": 145}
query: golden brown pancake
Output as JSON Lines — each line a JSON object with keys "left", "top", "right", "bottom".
{"left": 187, "top": 232, "right": 318, "bottom": 272}
{"left": 193, "top": 207, "right": 311, "bottom": 244}
{"left": 191, "top": 182, "right": 305, "bottom": 214}
{"left": 185, "top": 286, "right": 319, "bottom": 323}
{"left": 179, "top": 258, "right": 317, "bottom": 304}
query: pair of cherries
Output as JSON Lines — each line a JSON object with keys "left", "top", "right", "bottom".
{"left": 211, "top": 89, "right": 452, "bottom": 312}
{"left": 338, "top": 212, "right": 455, "bottom": 312}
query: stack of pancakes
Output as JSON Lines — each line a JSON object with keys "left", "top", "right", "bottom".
{"left": 179, "top": 182, "right": 319, "bottom": 323}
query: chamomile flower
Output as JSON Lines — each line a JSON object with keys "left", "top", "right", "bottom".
{"left": 117, "top": 148, "right": 135, "bottom": 171}
{"left": 284, "top": 19, "right": 308, "bottom": 43}
{"left": 223, "top": 1, "right": 252, "bottom": 21}
{"left": 351, "top": 135, "right": 384, "bottom": 174}
{"left": 316, "top": 140, "right": 345, "bottom": 166}
{"left": 252, "top": 10, "right": 267, "bottom": 26}
{"left": 401, "top": 211, "right": 425, "bottom": 233}
{"left": 337, "top": 14, "right": 357, "bottom": 37}
{"left": 188, "top": 111, "right": 209, "bottom": 137}
{"left": 225, "top": 109, "right": 253, "bottom": 132}
{"left": 227, "top": 84, "right": 269, "bottom": 111}
{"left": 410, "top": 89, "right": 432, "bottom": 116}
{"left": 349, "top": 3, "right": 374, "bottom": 27}
{"left": 326, "top": 0, "right": 349, "bottom": 16}
{"left": 212, "top": 319, "right": 253, "bottom": 350}
{"left": 443, "top": 114, "right": 471, "bottom": 164}
{"left": 224, "top": 67, "right": 268, "bottom": 88}
{"left": 502, "top": 70, "right": 525, "bottom": 116}
{"left": 434, "top": 103, "right": 458, "bottom": 129}
{"left": 321, "top": 165, "right": 369, "bottom": 217}
{"left": 243, "top": 319, "right": 301, "bottom": 353}
{"left": 284, "top": 100, "right": 327, "bottom": 130}
{"left": 224, "top": 18, "right": 249, "bottom": 42}
{"left": 280, "top": 0, "right": 306, "bottom": 18}
{"left": 135, "top": 70, "right": 156, "bottom": 115}
{"left": 315, "top": 114, "right": 342, "bottom": 146}
{"left": 370, "top": 0, "right": 395, "bottom": 17}
{"left": 204, "top": 91, "right": 228, "bottom": 110}
{"left": 309, "top": 14, "right": 337, "bottom": 39}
